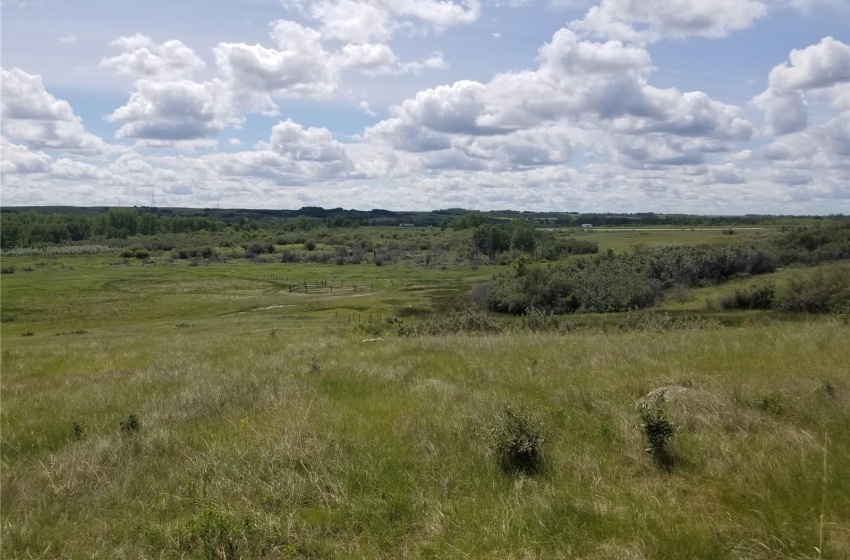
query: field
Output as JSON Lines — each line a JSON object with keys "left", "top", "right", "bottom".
{"left": 1, "top": 226, "right": 849, "bottom": 559}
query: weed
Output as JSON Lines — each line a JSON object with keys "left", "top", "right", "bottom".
{"left": 176, "top": 508, "right": 256, "bottom": 560}
{"left": 638, "top": 398, "right": 677, "bottom": 469}
{"left": 758, "top": 394, "right": 784, "bottom": 415}
{"left": 72, "top": 421, "right": 85, "bottom": 441}
{"left": 488, "top": 406, "right": 546, "bottom": 475}
{"left": 20, "top": 331, "right": 34, "bottom": 337}
{"left": 820, "top": 380, "right": 836, "bottom": 397}
{"left": 307, "top": 355, "right": 320, "bottom": 373}
{"left": 119, "top": 413, "right": 140, "bottom": 434}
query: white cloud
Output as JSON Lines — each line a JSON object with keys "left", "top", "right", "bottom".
{"left": 106, "top": 78, "right": 235, "bottom": 142}
{"left": 59, "top": 34, "right": 78, "bottom": 44}
{"left": 100, "top": 34, "right": 205, "bottom": 81}
{"left": 339, "top": 43, "right": 398, "bottom": 74}
{"left": 51, "top": 158, "right": 112, "bottom": 181}
{"left": 264, "top": 119, "right": 349, "bottom": 163}
{"left": 214, "top": 20, "right": 339, "bottom": 112}
{"left": 752, "top": 89, "right": 807, "bottom": 136}
{"left": 363, "top": 27, "right": 752, "bottom": 177}
{"left": 310, "top": 0, "right": 393, "bottom": 42}
{"left": 570, "top": 0, "right": 768, "bottom": 43}
{"left": 293, "top": 0, "right": 481, "bottom": 40}
{"left": 0, "top": 67, "right": 109, "bottom": 153}
{"left": 0, "top": 137, "right": 52, "bottom": 174}
{"left": 358, "top": 100, "right": 377, "bottom": 116}
{"left": 754, "top": 37, "right": 850, "bottom": 136}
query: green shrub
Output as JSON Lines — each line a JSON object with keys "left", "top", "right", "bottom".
{"left": 719, "top": 283, "right": 775, "bottom": 310}
{"left": 638, "top": 398, "right": 676, "bottom": 469}
{"left": 403, "top": 308, "right": 504, "bottom": 336}
{"left": 758, "top": 394, "right": 784, "bottom": 415}
{"left": 488, "top": 406, "right": 546, "bottom": 475}
{"left": 119, "top": 413, "right": 140, "bottom": 434}
{"left": 779, "top": 269, "right": 850, "bottom": 314}
{"left": 176, "top": 508, "right": 258, "bottom": 560}
{"left": 72, "top": 421, "right": 85, "bottom": 441}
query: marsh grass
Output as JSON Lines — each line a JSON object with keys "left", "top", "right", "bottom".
{"left": 2, "top": 253, "right": 849, "bottom": 558}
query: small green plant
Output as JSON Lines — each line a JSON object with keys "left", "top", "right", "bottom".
{"left": 307, "top": 355, "right": 320, "bottom": 373}
{"left": 119, "top": 413, "right": 140, "bottom": 434}
{"left": 758, "top": 394, "right": 784, "bottom": 415}
{"left": 176, "top": 507, "right": 256, "bottom": 560}
{"left": 72, "top": 421, "right": 85, "bottom": 440}
{"left": 638, "top": 398, "right": 676, "bottom": 469}
{"left": 820, "top": 380, "right": 836, "bottom": 397}
{"left": 488, "top": 406, "right": 546, "bottom": 475}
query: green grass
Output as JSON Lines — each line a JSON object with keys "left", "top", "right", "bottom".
{"left": 2, "top": 251, "right": 849, "bottom": 558}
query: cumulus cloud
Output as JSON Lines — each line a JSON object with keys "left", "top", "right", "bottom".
{"left": 754, "top": 37, "right": 850, "bottom": 136}
{"left": 570, "top": 0, "right": 768, "bottom": 43}
{"left": 215, "top": 20, "right": 339, "bottom": 112}
{"left": 364, "top": 27, "right": 752, "bottom": 176}
{"left": 0, "top": 67, "right": 109, "bottom": 153}
{"left": 264, "top": 119, "right": 349, "bottom": 162}
{"left": 0, "top": 137, "right": 52, "bottom": 174}
{"left": 51, "top": 158, "right": 112, "bottom": 181}
{"left": 339, "top": 43, "right": 398, "bottom": 74}
{"left": 106, "top": 78, "right": 235, "bottom": 141}
{"left": 290, "top": 0, "right": 481, "bottom": 41}
{"left": 767, "top": 36, "right": 850, "bottom": 91}
{"left": 100, "top": 34, "right": 206, "bottom": 81}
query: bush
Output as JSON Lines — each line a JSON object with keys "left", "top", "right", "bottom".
{"left": 401, "top": 308, "right": 504, "bottom": 336}
{"left": 718, "top": 283, "right": 775, "bottom": 310}
{"left": 119, "top": 413, "right": 140, "bottom": 434}
{"left": 176, "top": 508, "right": 258, "bottom": 560}
{"left": 488, "top": 406, "right": 545, "bottom": 475}
{"left": 638, "top": 398, "right": 676, "bottom": 469}
{"left": 778, "top": 269, "right": 850, "bottom": 314}
{"left": 72, "top": 421, "right": 85, "bottom": 441}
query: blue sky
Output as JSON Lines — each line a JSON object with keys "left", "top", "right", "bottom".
{"left": 1, "top": 0, "right": 848, "bottom": 214}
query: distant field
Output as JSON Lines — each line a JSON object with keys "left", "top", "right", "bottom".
{"left": 566, "top": 226, "right": 774, "bottom": 254}
{"left": 2, "top": 233, "right": 849, "bottom": 558}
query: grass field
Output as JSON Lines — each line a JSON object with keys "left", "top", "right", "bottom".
{"left": 1, "top": 234, "right": 849, "bottom": 559}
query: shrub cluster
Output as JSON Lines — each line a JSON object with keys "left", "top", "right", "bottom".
{"left": 487, "top": 244, "right": 779, "bottom": 314}
{"left": 778, "top": 268, "right": 850, "bottom": 314}
{"left": 637, "top": 398, "right": 676, "bottom": 469}
{"left": 398, "top": 308, "right": 504, "bottom": 336}
{"left": 719, "top": 283, "right": 775, "bottom": 310}
{"left": 488, "top": 406, "right": 546, "bottom": 475}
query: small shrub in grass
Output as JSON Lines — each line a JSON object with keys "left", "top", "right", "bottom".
{"left": 758, "top": 394, "right": 784, "bottom": 415}
{"left": 119, "top": 413, "right": 140, "bottom": 434}
{"left": 176, "top": 508, "right": 257, "bottom": 560}
{"left": 719, "top": 283, "right": 775, "bottom": 310}
{"left": 488, "top": 406, "right": 546, "bottom": 475}
{"left": 72, "top": 421, "right": 85, "bottom": 441}
{"left": 307, "top": 355, "right": 320, "bottom": 373}
{"left": 637, "top": 398, "right": 676, "bottom": 469}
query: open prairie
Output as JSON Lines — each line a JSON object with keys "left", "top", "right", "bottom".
{"left": 1, "top": 225, "right": 849, "bottom": 559}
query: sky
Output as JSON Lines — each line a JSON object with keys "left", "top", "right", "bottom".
{"left": 1, "top": 0, "right": 849, "bottom": 214}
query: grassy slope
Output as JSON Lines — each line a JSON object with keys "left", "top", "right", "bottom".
{"left": 1, "top": 250, "right": 849, "bottom": 559}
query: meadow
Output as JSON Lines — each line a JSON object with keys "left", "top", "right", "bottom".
{"left": 1, "top": 224, "right": 848, "bottom": 559}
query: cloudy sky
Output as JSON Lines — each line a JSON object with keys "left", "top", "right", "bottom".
{"left": 1, "top": 0, "right": 848, "bottom": 214}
